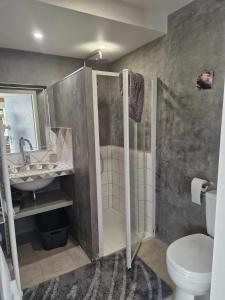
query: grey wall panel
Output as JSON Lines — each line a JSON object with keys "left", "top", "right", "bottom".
{"left": 52, "top": 67, "right": 98, "bottom": 259}
{"left": 111, "top": 0, "right": 225, "bottom": 244}
{"left": 0, "top": 48, "right": 82, "bottom": 86}
{"left": 97, "top": 76, "right": 123, "bottom": 147}
{"left": 84, "top": 68, "right": 98, "bottom": 258}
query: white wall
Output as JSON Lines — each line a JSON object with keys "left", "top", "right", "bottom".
{"left": 100, "top": 145, "right": 124, "bottom": 213}
{"left": 210, "top": 82, "right": 225, "bottom": 299}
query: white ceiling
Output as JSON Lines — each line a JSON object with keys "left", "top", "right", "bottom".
{"left": 0, "top": 0, "right": 194, "bottom": 61}
{"left": 117, "top": 0, "right": 194, "bottom": 14}
{"left": 0, "top": 0, "right": 164, "bottom": 62}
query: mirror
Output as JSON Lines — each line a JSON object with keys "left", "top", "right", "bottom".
{"left": 0, "top": 88, "right": 50, "bottom": 153}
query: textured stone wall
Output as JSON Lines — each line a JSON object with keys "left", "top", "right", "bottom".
{"left": 111, "top": 0, "right": 225, "bottom": 243}
{"left": 0, "top": 48, "right": 83, "bottom": 86}
{"left": 0, "top": 47, "right": 108, "bottom": 86}
{"left": 97, "top": 71, "right": 149, "bottom": 151}
{"left": 97, "top": 76, "right": 125, "bottom": 147}
{"left": 97, "top": 77, "right": 113, "bottom": 146}
{"left": 51, "top": 67, "right": 98, "bottom": 259}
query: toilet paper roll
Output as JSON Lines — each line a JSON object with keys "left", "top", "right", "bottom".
{"left": 191, "top": 178, "right": 209, "bottom": 205}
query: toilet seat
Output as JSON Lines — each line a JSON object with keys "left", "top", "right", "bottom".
{"left": 167, "top": 234, "right": 214, "bottom": 283}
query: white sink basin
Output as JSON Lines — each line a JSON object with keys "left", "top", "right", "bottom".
{"left": 9, "top": 163, "right": 56, "bottom": 191}
{"left": 12, "top": 178, "right": 54, "bottom": 191}
{"left": 9, "top": 162, "right": 73, "bottom": 192}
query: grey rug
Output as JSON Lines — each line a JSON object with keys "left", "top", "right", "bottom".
{"left": 23, "top": 251, "right": 172, "bottom": 300}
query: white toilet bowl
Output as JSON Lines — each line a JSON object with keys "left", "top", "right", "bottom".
{"left": 166, "top": 234, "right": 214, "bottom": 300}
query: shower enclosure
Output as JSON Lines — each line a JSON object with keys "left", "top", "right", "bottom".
{"left": 92, "top": 70, "right": 157, "bottom": 268}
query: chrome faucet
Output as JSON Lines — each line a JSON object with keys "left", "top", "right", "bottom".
{"left": 19, "top": 137, "right": 33, "bottom": 165}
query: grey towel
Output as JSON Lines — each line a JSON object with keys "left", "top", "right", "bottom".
{"left": 119, "top": 71, "right": 144, "bottom": 123}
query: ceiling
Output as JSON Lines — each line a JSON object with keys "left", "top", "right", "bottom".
{"left": 117, "top": 0, "right": 194, "bottom": 14}
{"left": 0, "top": 0, "right": 194, "bottom": 62}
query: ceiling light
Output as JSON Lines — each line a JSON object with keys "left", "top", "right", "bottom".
{"left": 99, "top": 45, "right": 106, "bottom": 50}
{"left": 33, "top": 31, "right": 43, "bottom": 40}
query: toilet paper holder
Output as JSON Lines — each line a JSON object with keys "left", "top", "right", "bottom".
{"left": 202, "top": 180, "right": 215, "bottom": 191}
{"left": 191, "top": 178, "right": 215, "bottom": 205}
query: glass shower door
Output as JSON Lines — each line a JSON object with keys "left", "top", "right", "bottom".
{"left": 123, "top": 69, "right": 146, "bottom": 269}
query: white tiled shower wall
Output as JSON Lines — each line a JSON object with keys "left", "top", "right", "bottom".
{"left": 100, "top": 145, "right": 153, "bottom": 236}
{"left": 100, "top": 145, "right": 124, "bottom": 213}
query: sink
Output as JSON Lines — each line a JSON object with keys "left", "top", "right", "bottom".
{"left": 9, "top": 163, "right": 57, "bottom": 192}
{"left": 9, "top": 162, "right": 73, "bottom": 193}
{"left": 12, "top": 178, "right": 55, "bottom": 191}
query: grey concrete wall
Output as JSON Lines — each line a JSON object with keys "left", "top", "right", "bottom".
{"left": 97, "top": 77, "right": 113, "bottom": 146}
{"left": 97, "top": 76, "right": 124, "bottom": 146}
{"left": 0, "top": 48, "right": 107, "bottom": 142}
{"left": 111, "top": 0, "right": 225, "bottom": 244}
{"left": 51, "top": 67, "right": 98, "bottom": 259}
{"left": 84, "top": 68, "right": 99, "bottom": 258}
{"left": 0, "top": 48, "right": 83, "bottom": 86}
{"left": 97, "top": 75, "right": 147, "bottom": 149}
{"left": 0, "top": 48, "right": 83, "bottom": 149}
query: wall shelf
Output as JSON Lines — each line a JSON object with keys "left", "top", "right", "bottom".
{"left": 14, "top": 190, "right": 73, "bottom": 220}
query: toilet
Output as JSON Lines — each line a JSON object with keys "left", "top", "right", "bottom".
{"left": 166, "top": 190, "right": 216, "bottom": 300}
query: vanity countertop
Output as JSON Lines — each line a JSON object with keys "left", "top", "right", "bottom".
{"left": 9, "top": 162, "right": 74, "bottom": 184}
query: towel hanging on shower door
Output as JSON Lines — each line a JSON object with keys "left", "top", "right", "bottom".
{"left": 119, "top": 71, "right": 145, "bottom": 123}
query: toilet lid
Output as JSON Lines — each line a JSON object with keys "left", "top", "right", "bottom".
{"left": 167, "top": 234, "right": 214, "bottom": 281}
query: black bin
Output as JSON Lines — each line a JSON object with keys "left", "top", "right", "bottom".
{"left": 35, "top": 209, "right": 69, "bottom": 250}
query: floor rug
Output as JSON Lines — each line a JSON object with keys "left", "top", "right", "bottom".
{"left": 23, "top": 251, "right": 173, "bottom": 300}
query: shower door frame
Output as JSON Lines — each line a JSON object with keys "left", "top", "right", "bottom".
{"left": 123, "top": 71, "right": 157, "bottom": 268}
{"left": 92, "top": 70, "right": 120, "bottom": 258}
{"left": 151, "top": 76, "right": 157, "bottom": 238}
{"left": 92, "top": 70, "right": 157, "bottom": 262}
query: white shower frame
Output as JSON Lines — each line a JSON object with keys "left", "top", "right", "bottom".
{"left": 92, "top": 70, "right": 157, "bottom": 259}
{"left": 151, "top": 76, "right": 157, "bottom": 237}
{"left": 92, "top": 70, "right": 119, "bottom": 258}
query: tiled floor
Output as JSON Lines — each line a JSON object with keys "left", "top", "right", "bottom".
{"left": 18, "top": 231, "right": 174, "bottom": 299}
{"left": 102, "top": 208, "right": 126, "bottom": 256}
{"left": 137, "top": 238, "right": 175, "bottom": 300}
{"left": 17, "top": 232, "right": 90, "bottom": 289}
{"left": 102, "top": 210, "right": 174, "bottom": 298}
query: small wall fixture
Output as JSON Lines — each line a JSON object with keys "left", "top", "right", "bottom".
{"left": 197, "top": 69, "right": 214, "bottom": 89}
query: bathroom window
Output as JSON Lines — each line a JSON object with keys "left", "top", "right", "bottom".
{"left": 0, "top": 89, "right": 40, "bottom": 153}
